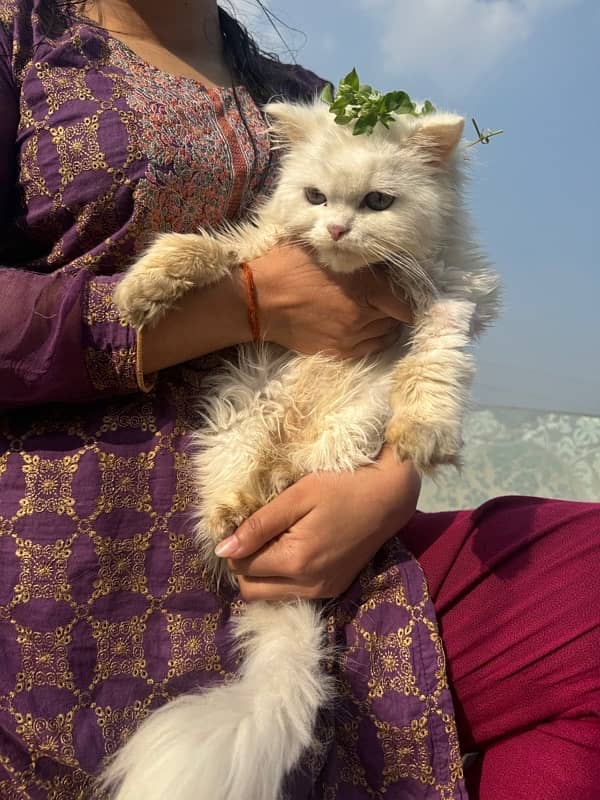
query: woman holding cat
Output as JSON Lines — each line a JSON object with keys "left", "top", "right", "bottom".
{"left": 0, "top": 1, "right": 598, "bottom": 799}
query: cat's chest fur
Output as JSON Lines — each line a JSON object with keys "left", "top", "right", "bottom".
{"left": 195, "top": 335, "right": 411, "bottom": 484}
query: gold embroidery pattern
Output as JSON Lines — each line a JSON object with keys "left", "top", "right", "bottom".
{"left": 84, "top": 280, "right": 123, "bottom": 326}
{"left": 97, "top": 402, "right": 158, "bottom": 435}
{"left": 320, "top": 541, "right": 465, "bottom": 797}
{"left": 97, "top": 451, "right": 155, "bottom": 513}
{"left": 13, "top": 538, "right": 72, "bottom": 604}
{"left": 85, "top": 349, "right": 138, "bottom": 393}
{"left": 15, "top": 625, "right": 75, "bottom": 691}
{"left": 92, "top": 617, "right": 148, "bottom": 681}
{"left": 168, "top": 532, "right": 207, "bottom": 593}
{"left": 376, "top": 718, "right": 434, "bottom": 789}
{"left": 364, "top": 627, "right": 419, "bottom": 699}
{"left": 49, "top": 115, "right": 107, "bottom": 187}
{"left": 166, "top": 612, "right": 223, "bottom": 679}
{"left": 93, "top": 533, "right": 151, "bottom": 597}
{"left": 0, "top": 397, "right": 233, "bottom": 795}
{"left": 172, "top": 451, "right": 202, "bottom": 512}
{"left": 14, "top": 712, "right": 77, "bottom": 768}
{"left": 35, "top": 63, "right": 95, "bottom": 117}
{"left": 95, "top": 702, "right": 152, "bottom": 757}
{"left": 19, "top": 454, "right": 79, "bottom": 516}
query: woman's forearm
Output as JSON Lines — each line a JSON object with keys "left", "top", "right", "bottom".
{"left": 138, "top": 242, "right": 414, "bottom": 375}
{"left": 139, "top": 270, "right": 250, "bottom": 374}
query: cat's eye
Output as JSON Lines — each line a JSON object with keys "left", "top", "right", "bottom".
{"left": 363, "top": 192, "right": 395, "bottom": 211}
{"left": 305, "top": 187, "right": 327, "bottom": 205}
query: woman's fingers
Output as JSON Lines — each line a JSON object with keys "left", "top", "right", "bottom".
{"left": 214, "top": 482, "right": 309, "bottom": 559}
{"left": 229, "top": 528, "right": 310, "bottom": 579}
{"left": 228, "top": 540, "right": 288, "bottom": 578}
{"left": 237, "top": 575, "right": 328, "bottom": 602}
{"left": 358, "top": 316, "right": 403, "bottom": 338}
{"left": 362, "top": 271, "right": 413, "bottom": 323}
{"left": 347, "top": 331, "right": 401, "bottom": 359}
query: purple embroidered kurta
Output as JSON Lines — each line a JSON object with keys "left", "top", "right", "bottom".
{"left": 0, "top": 2, "right": 466, "bottom": 798}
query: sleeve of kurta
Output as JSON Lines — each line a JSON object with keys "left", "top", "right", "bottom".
{"left": 0, "top": 39, "right": 146, "bottom": 412}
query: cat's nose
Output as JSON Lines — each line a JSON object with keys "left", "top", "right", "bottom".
{"left": 327, "top": 224, "right": 350, "bottom": 242}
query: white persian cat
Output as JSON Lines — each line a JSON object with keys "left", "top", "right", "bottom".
{"left": 100, "top": 97, "right": 500, "bottom": 800}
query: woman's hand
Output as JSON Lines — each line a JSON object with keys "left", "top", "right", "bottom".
{"left": 141, "top": 243, "right": 412, "bottom": 374}
{"left": 215, "top": 447, "right": 421, "bottom": 601}
{"left": 251, "top": 244, "right": 412, "bottom": 359}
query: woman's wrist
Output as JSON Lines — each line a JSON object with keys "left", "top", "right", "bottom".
{"left": 247, "top": 249, "right": 283, "bottom": 346}
{"left": 139, "top": 270, "right": 252, "bottom": 374}
{"left": 363, "top": 447, "right": 421, "bottom": 537}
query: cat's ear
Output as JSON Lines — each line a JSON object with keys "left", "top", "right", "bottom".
{"left": 409, "top": 114, "right": 465, "bottom": 165}
{"left": 264, "top": 101, "right": 325, "bottom": 145}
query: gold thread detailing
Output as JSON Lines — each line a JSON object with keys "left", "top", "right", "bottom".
{"left": 13, "top": 538, "right": 72, "bottom": 604}
{"left": 97, "top": 451, "right": 155, "bottom": 513}
{"left": 91, "top": 617, "right": 148, "bottom": 681}
{"left": 93, "top": 533, "right": 151, "bottom": 598}
{"left": 95, "top": 701, "right": 152, "bottom": 757}
{"left": 165, "top": 612, "right": 222, "bottom": 679}
{"left": 85, "top": 349, "right": 138, "bottom": 392}
{"left": 15, "top": 625, "right": 75, "bottom": 691}
{"left": 168, "top": 532, "right": 206, "bottom": 593}
{"left": 14, "top": 711, "right": 77, "bottom": 767}
{"left": 85, "top": 281, "right": 122, "bottom": 326}
{"left": 19, "top": 454, "right": 79, "bottom": 517}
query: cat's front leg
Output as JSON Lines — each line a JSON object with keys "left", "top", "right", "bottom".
{"left": 114, "top": 231, "right": 238, "bottom": 328}
{"left": 386, "top": 298, "right": 476, "bottom": 473}
{"left": 115, "top": 222, "right": 285, "bottom": 329}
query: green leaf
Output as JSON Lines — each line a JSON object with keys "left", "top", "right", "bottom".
{"left": 327, "top": 70, "right": 439, "bottom": 133}
{"left": 320, "top": 83, "right": 334, "bottom": 105}
{"left": 383, "top": 91, "right": 410, "bottom": 112}
{"left": 397, "top": 97, "right": 416, "bottom": 115}
{"left": 331, "top": 97, "right": 349, "bottom": 112}
{"left": 342, "top": 68, "right": 360, "bottom": 91}
{"left": 362, "top": 111, "right": 378, "bottom": 126}
{"left": 352, "top": 116, "right": 373, "bottom": 136}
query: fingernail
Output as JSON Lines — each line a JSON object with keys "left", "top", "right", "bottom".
{"left": 214, "top": 535, "right": 240, "bottom": 558}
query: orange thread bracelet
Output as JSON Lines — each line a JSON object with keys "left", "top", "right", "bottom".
{"left": 241, "top": 262, "right": 261, "bottom": 343}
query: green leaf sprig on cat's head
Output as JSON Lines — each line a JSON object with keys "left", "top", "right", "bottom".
{"left": 320, "top": 68, "right": 436, "bottom": 136}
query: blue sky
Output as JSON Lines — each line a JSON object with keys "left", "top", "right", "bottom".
{"left": 238, "top": 0, "right": 600, "bottom": 415}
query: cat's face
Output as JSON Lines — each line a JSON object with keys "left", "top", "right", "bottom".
{"left": 264, "top": 101, "right": 464, "bottom": 275}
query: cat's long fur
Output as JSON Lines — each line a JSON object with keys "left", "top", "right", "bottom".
{"left": 100, "top": 99, "right": 500, "bottom": 800}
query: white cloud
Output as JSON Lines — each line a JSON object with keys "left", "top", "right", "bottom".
{"left": 358, "top": 0, "right": 580, "bottom": 85}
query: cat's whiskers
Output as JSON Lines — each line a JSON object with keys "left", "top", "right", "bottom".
{"left": 284, "top": 233, "right": 314, "bottom": 251}
{"left": 368, "top": 242, "right": 434, "bottom": 296}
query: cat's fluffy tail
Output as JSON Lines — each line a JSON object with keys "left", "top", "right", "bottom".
{"left": 99, "top": 601, "right": 332, "bottom": 800}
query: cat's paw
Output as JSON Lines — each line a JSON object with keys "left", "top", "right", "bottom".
{"left": 114, "top": 239, "right": 199, "bottom": 328}
{"left": 386, "top": 417, "right": 463, "bottom": 474}
{"left": 203, "top": 491, "right": 263, "bottom": 542}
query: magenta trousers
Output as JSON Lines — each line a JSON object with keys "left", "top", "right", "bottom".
{"left": 402, "top": 497, "right": 600, "bottom": 800}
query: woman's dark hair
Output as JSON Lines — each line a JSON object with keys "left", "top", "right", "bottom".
{"left": 36, "top": 1, "right": 322, "bottom": 104}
